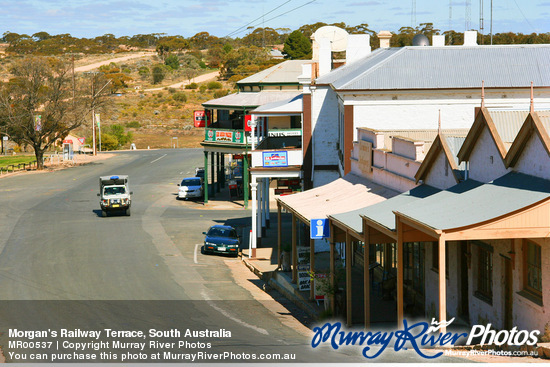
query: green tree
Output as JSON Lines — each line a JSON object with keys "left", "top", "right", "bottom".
{"left": 283, "top": 30, "right": 311, "bottom": 59}
{"left": 0, "top": 57, "right": 111, "bottom": 168}
{"left": 165, "top": 54, "right": 180, "bottom": 70}
{"left": 152, "top": 65, "right": 166, "bottom": 84}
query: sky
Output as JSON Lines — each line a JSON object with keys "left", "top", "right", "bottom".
{"left": 0, "top": 0, "right": 547, "bottom": 39}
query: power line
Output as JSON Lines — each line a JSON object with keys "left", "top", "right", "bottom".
{"left": 225, "top": 0, "right": 293, "bottom": 38}
{"left": 511, "top": 0, "right": 537, "bottom": 33}
{"left": 226, "top": 0, "right": 317, "bottom": 38}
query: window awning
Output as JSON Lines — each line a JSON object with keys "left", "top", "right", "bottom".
{"left": 277, "top": 174, "right": 398, "bottom": 225}
{"left": 395, "top": 172, "right": 550, "bottom": 241}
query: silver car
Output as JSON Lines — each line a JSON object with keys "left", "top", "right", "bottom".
{"left": 178, "top": 177, "right": 203, "bottom": 200}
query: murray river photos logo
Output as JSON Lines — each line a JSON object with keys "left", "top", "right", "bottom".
{"left": 311, "top": 318, "right": 540, "bottom": 359}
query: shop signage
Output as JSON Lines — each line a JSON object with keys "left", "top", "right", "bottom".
{"left": 244, "top": 115, "right": 253, "bottom": 132}
{"left": 204, "top": 128, "right": 244, "bottom": 144}
{"left": 297, "top": 264, "right": 310, "bottom": 291}
{"left": 194, "top": 110, "right": 211, "bottom": 127}
{"left": 267, "top": 129, "right": 302, "bottom": 137}
{"left": 311, "top": 218, "right": 330, "bottom": 239}
{"left": 262, "top": 151, "right": 288, "bottom": 167}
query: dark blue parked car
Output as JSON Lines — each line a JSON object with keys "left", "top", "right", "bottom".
{"left": 202, "top": 225, "right": 240, "bottom": 257}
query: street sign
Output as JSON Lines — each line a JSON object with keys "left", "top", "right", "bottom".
{"left": 310, "top": 218, "right": 330, "bottom": 239}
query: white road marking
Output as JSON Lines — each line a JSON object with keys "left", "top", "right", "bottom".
{"left": 150, "top": 154, "right": 167, "bottom": 163}
{"left": 194, "top": 244, "right": 200, "bottom": 264}
{"left": 200, "top": 290, "right": 269, "bottom": 336}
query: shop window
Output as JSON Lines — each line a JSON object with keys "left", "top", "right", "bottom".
{"left": 523, "top": 240, "right": 542, "bottom": 301}
{"left": 475, "top": 242, "right": 493, "bottom": 304}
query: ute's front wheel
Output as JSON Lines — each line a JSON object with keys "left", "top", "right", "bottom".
{"left": 125, "top": 208, "right": 131, "bottom": 216}
{"left": 101, "top": 210, "right": 107, "bottom": 217}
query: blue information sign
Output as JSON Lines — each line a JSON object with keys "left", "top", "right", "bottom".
{"left": 310, "top": 218, "right": 330, "bottom": 239}
{"left": 262, "top": 151, "right": 288, "bottom": 167}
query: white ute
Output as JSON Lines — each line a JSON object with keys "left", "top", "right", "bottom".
{"left": 98, "top": 175, "right": 133, "bottom": 217}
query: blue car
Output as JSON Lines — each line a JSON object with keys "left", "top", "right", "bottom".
{"left": 202, "top": 225, "right": 240, "bottom": 257}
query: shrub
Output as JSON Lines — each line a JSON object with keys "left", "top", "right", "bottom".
{"left": 185, "top": 82, "right": 198, "bottom": 89}
{"left": 172, "top": 92, "right": 187, "bottom": 102}
{"left": 207, "top": 81, "right": 222, "bottom": 90}
{"left": 199, "top": 85, "right": 207, "bottom": 93}
{"left": 125, "top": 121, "right": 141, "bottom": 128}
{"left": 213, "top": 89, "right": 229, "bottom": 98}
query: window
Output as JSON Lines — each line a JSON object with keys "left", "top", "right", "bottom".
{"left": 476, "top": 242, "right": 493, "bottom": 303}
{"left": 524, "top": 240, "right": 542, "bottom": 299}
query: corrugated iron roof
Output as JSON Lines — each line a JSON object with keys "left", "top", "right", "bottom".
{"left": 237, "top": 60, "right": 310, "bottom": 85}
{"left": 318, "top": 45, "right": 550, "bottom": 90}
{"left": 445, "top": 135, "right": 466, "bottom": 169}
{"left": 331, "top": 184, "right": 440, "bottom": 234}
{"left": 250, "top": 95, "right": 302, "bottom": 115}
{"left": 488, "top": 110, "right": 528, "bottom": 144}
{"left": 537, "top": 111, "right": 550, "bottom": 134}
{"left": 277, "top": 173, "right": 398, "bottom": 223}
{"left": 202, "top": 91, "right": 301, "bottom": 109}
{"left": 396, "top": 172, "right": 550, "bottom": 230}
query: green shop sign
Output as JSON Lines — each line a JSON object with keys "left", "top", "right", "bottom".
{"left": 204, "top": 128, "right": 244, "bottom": 144}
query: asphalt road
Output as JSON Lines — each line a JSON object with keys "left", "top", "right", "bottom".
{"left": 0, "top": 149, "right": 467, "bottom": 363}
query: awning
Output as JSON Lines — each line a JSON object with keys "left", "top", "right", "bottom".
{"left": 330, "top": 184, "right": 440, "bottom": 235}
{"left": 250, "top": 95, "right": 302, "bottom": 116}
{"left": 277, "top": 174, "right": 399, "bottom": 224}
{"left": 395, "top": 172, "right": 550, "bottom": 240}
{"left": 202, "top": 91, "right": 301, "bottom": 110}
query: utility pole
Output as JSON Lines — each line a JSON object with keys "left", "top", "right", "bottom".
{"left": 85, "top": 72, "right": 111, "bottom": 156}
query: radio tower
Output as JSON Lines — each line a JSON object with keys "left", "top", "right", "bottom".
{"left": 479, "top": 0, "right": 484, "bottom": 44}
{"left": 449, "top": 0, "right": 453, "bottom": 43}
{"left": 465, "top": 0, "right": 471, "bottom": 31}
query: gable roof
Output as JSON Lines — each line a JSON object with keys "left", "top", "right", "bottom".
{"left": 505, "top": 111, "right": 550, "bottom": 167}
{"left": 317, "top": 45, "right": 550, "bottom": 91}
{"left": 457, "top": 107, "right": 522, "bottom": 163}
{"left": 415, "top": 133, "right": 466, "bottom": 184}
